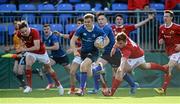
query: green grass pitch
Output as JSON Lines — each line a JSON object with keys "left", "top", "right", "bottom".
{"left": 0, "top": 88, "right": 180, "bottom": 104}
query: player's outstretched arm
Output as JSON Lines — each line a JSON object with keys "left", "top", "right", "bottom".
{"left": 135, "top": 13, "right": 155, "bottom": 28}
{"left": 70, "top": 35, "right": 79, "bottom": 56}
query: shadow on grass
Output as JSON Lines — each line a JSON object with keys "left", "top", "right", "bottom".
{"left": 0, "top": 88, "right": 180, "bottom": 98}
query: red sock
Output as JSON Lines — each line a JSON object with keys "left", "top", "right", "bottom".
{"left": 25, "top": 69, "right": 32, "bottom": 87}
{"left": 150, "top": 63, "right": 168, "bottom": 73}
{"left": 162, "top": 74, "right": 171, "bottom": 91}
{"left": 50, "top": 72, "right": 60, "bottom": 86}
{"left": 111, "top": 79, "right": 121, "bottom": 96}
{"left": 70, "top": 85, "right": 75, "bottom": 92}
{"left": 112, "top": 76, "right": 115, "bottom": 84}
{"left": 102, "top": 82, "right": 108, "bottom": 88}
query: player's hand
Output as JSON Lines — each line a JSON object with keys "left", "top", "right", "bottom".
{"left": 66, "top": 48, "right": 73, "bottom": 54}
{"left": 16, "top": 47, "right": 26, "bottom": 53}
{"left": 110, "top": 47, "right": 116, "bottom": 57}
{"left": 148, "top": 13, "right": 155, "bottom": 20}
{"left": 175, "top": 44, "right": 180, "bottom": 51}
{"left": 74, "top": 51, "right": 80, "bottom": 57}
{"left": 4, "top": 46, "right": 11, "bottom": 53}
{"left": 159, "top": 39, "right": 164, "bottom": 45}
{"left": 53, "top": 30, "right": 60, "bottom": 35}
{"left": 53, "top": 31, "right": 64, "bottom": 37}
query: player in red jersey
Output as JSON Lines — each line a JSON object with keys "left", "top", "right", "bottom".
{"left": 16, "top": 21, "right": 64, "bottom": 95}
{"left": 102, "top": 32, "right": 169, "bottom": 96}
{"left": 54, "top": 18, "right": 84, "bottom": 94}
{"left": 111, "top": 13, "right": 154, "bottom": 37}
{"left": 154, "top": 10, "right": 180, "bottom": 95}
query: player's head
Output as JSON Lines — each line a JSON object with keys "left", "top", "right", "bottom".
{"left": 43, "top": 24, "right": 51, "bottom": 36}
{"left": 18, "top": 20, "right": 30, "bottom": 37}
{"left": 96, "top": 12, "right": 107, "bottom": 28}
{"left": 77, "top": 18, "right": 84, "bottom": 27}
{"left": 115, "top": 32, "right": 127, "bottom": 48}
{"left": 14, "top": 21, "right": 21, "bottom": 30}
{"left": 164, "top": 10, "right": 174, "bottom": 23}
{"left": 143, "top": 4, "right": 150, "bottom": 11}
{"left": 115, "top": 14, "right": 124, "bottom": 26}
{"left": 83, "top": 13, "right": 95, "bottom": 29}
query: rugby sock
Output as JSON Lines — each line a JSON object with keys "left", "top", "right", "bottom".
{"left": 80, "top": 72, "right": 87, "bottom": 90}
{"left": 111, "top": 79, "right": 121, "bottom": 96}
{"left": 75, "top": 72, "right": 80, "bottom": 83}
{"left": 45, "top": 73, "right": 53, "bottom": 84}
{"left": 150, "top": 63, "right": 168, "bottom": 73}
{"left": 92, "top": 66, "right": 102, "bottom": 90}
{"left": 102, "top": 82, "right": 108, "bottom": 88}
{"left": 162, "top": 74, "right": 171, "bottom": 91}
{"left": 70, "top": 85, "right": 75, "bottom": 92}
{"left": 16, "top": 75, "right": 26, "bottom": 87}
{"left": 50, "top": 72, "right": 60, "bottom": 86}
{"left": 25, "top": 69, "right": 32, "bottom": 87}
{"left": 123, "top": 73, "right": 135, "bottom": 87}
{"left": 112, "top": 76, "right": 115, "bottom": 85}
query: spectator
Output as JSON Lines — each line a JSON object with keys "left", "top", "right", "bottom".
{"left": 85, "top": 0, "right": 112, "bottom": 11}
{"left": 128, "top": 0, "right": 149, "bottom": 10}
{"left": 165, "top": 0, "right": 180, "bottom": 10}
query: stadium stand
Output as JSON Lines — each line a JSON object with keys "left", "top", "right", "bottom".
{"left": 75, "top": 3, "right": 91, "bottom": 11}
{"left": 65, "top": 24, "right": 77, "bottom": 34}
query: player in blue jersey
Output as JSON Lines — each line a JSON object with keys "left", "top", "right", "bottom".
{"left": 88, "top": 12, "right": 138, "bottom": 94}
{"left": 70, "top": 13, "right": 110, "bottom": 96}
{"left": 43, "top": 24, "right": 71, "bottom": 90}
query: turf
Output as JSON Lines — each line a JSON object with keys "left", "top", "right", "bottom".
{"left": 0, "top": 88, "right": 180, "bottom": 104}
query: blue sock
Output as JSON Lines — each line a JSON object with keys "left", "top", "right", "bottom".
{"left": 92, "top": 65, "right": 102, "bottom": 90}
{"left": 80, "top": 72, "right": 87, "bottom": 89}
{"left": 45, "top": 73, "right": 53, "bottom": 84}
{"left": 75, "top": 72, "right": 80, "bottom": 83}
{"left": 123, "top": 73, "right": 135, "bottom": 87}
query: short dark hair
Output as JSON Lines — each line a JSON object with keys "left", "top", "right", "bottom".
{"left": 18, "top": 20, "right": 28, "bottom": 29}
{"left": 77, "top": 18, "right": 84, "bottom": 23}
{"left": 115, "top": 14, "right": 124, "bottom": 19}
{"left": 43, "top": 24, "right": 50, "bottom": 28}
{"left": 116, "top": 32, "right": 127, "bottom": 42}
{"left": 96, "top": 12, "right": 105, "bottom": 18}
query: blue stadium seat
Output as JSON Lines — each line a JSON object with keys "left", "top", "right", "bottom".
{"left": 0, "top": 24, "right": 7, "bottom": 45}
{"left": 95, "top": 3, "right": 102, "bottom": 11}
{"left": 29, "top": 24, "right": 43, "bottom": 32}
{"left": 57, "top": 3, "right": 73, "bottom": 11}
{"left": 38, "top": 4, "right": 55, "bottom": 24}
{"left": 69, "top": 0, "right": 81, "bottom": 3}
{"left": 50, "top": 24, "right": 64, "bottom": 33}
{"left": 150, "top": 3, "right": 164, "bottom": 10}
{"left": 21, "top": 14, "right": 35, "bottom": 24}
{"left": 41, "top": 14, "right": 54, "bottom": 24}
{"left": 65, "top": 24, "right": 77, "bottom": 33}
{"left": 7, "top": 23, "right": 14, "bottom": 36}
{"left": 19, "top": 4, "right": 36, "bottom": 11}
{"left": 0, "top": 4, "right": 16, "bottom": 11}
{"left": 75, "top": 3, "right": 91, "bottom": 11}
{"left": 59, "top": 14, "right": 72, "bottom": 24}
{"left": 38, "top": 4, "right": 55, "bottom": 11}
{"left": 111, "top": 3, "right": 128, "bottom": 11}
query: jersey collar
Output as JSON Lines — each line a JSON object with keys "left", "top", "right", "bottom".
{"left": 85, "top": 25, "right": 94, "bottom": 32}
{"left": 165, "top": 22, "right": 173, "bottom": 28}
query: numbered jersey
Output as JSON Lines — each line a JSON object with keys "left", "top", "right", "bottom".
{"left": 120, "top": 37, "right": 144, "bottom": 59}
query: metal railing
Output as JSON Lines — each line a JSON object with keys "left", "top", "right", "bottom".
{"left": 0, "top": 10, "right": 179, "bottom": 51}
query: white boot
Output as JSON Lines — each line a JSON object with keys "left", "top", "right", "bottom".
{"left": 23, "top": 86, "right": 32, "bottom": 93}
